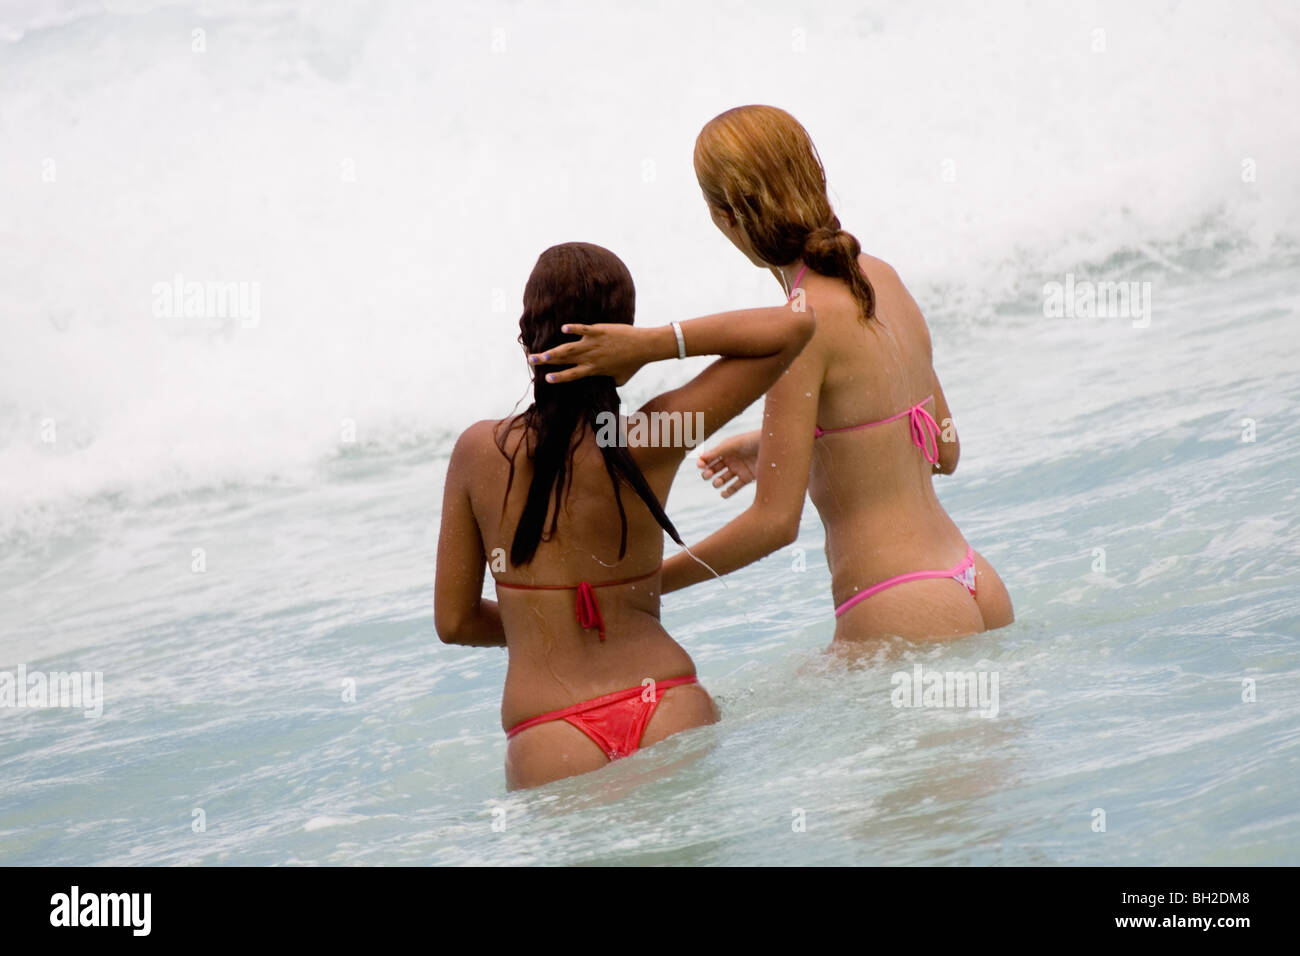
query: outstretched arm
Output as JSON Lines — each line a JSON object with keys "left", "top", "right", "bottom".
{"left": 528, "top": 303, "right": 816, "bottom": 469}
{"left": 661, "top": 334, "right": 824, "bottom": 592}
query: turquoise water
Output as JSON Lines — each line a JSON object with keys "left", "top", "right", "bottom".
{"left": 2, "top": 0, "right": 1298, "bottom": 865}
{"left": 2, "top": 265, "right": 1297, "bottom": 865}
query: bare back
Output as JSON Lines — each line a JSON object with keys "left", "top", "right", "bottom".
{"left": 459, "top": 418, "right": 696, "bottom": 728}
{"left": 800, "top": 256, "right": 1012, "bottom": 638}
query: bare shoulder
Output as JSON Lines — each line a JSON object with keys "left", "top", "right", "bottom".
{"left": 859, "top": 253, "right": 900, "bottom": 286}
{"left": 452, "top": 418, "right": 516, "bottom": 463}
{"left": 859, "top": 253, "right": 932, "bottom": 350}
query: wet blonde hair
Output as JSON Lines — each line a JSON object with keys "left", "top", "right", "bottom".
{"left": 694, "top": 105, "right": 876, "bottom": 321}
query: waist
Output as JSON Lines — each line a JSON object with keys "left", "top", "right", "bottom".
{"left": 821, "top": 511, "right": 969, "bottom": 586}
{"left": 810, "top": 472, "right": 949, "bottom": 532}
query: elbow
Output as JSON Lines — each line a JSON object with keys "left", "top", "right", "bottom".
{"left": 773, "top": 513, "right": 801, "bottom": 548}
{"left": 934, "top": 423, "right": 959, "bottom": 475}
{"left": 937, "top": 440, "right": 960, "bottom": 475}
{"left": 434, "top": 604, "right": 466, "bottom": 644}
{"left": 743, "top": 504, "right": 800, "bottom": 554}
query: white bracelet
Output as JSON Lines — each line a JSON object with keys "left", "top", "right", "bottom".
{"left": 671, "top": 321, "right": 686, "bottom": 360}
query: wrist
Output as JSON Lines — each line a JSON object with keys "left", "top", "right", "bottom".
{"left": 651, "top": 323, "right": 679, "bottom": 362}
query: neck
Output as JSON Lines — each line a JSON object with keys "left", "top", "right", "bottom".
{"left": 773, "top": 260, "right": 806, "bottom": 297}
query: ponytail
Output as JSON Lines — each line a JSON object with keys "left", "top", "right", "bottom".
{"left": 694, "top": 104, "right": 878, "bottom": 324}
{"left": 802, "top": 217, "right": 876, "bottom": 321}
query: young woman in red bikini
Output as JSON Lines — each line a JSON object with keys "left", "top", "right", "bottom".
{"left": 536, "top": 107, "right": 1014, "bottom": 644}
{"left": 435, "top": 242, "right": 812, "bottom": 788}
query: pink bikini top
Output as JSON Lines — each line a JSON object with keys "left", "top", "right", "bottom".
{"left": 787, "top": 264, "right": 942, "bottom": 465}
{"left": 813, "top": 395, "right": 941, "bottom": 463}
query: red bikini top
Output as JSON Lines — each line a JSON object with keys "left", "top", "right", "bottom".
{"left": 494, "top": 567, "right": 660, "bottom": 641}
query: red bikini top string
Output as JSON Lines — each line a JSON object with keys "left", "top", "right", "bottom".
{"left": 573, "top": 582, "right": 605, "bottom": 641}
{"left": 495, "top": 567, "right": 661, "bottom": 643}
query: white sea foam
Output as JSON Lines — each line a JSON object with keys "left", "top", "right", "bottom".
{"left": 1, "top": 0, "right": 1297, "bottom": 534}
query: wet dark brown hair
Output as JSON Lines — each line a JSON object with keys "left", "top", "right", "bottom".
{"left": 497, "top": 242, "right": 682, "bottom": 565}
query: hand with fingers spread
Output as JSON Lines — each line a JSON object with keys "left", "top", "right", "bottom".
{"left": 527, "top": 323, "right": 665, "bottom": 387}
{"left": 697, "top": 430, "right": 760, "bottom": 498}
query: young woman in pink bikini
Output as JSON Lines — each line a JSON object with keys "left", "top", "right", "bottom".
{"left": 435, "top": 241, "right": 812, "bottom": 788}
{"left": 537, "top": 107, "right": 1014, "bottom": 643}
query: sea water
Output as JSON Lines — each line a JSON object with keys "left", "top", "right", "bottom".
{"left": 1, "top": 0, "right": 1297, "bottom": 865}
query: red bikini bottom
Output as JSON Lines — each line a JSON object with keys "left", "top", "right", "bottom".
{"left": 505, "top": 675, "right": 699, "bottom": 760}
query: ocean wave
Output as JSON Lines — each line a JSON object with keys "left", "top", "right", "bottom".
{"left": 2, "top": 0, "right": 1297, "bottom": 528}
